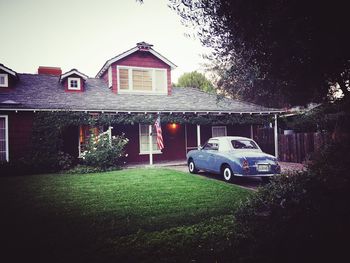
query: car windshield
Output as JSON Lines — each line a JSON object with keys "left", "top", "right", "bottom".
{"left": 231, "top": 139, "right": 258, "bottom": 149}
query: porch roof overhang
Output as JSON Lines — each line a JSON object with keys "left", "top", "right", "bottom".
{"left": 0, "top": 108, "right": 284, "bottom": 115}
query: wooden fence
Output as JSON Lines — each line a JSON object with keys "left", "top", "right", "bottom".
{"left": 278, "top": 132, "right": 332, "bottom": 163}
{"left": 254, "top": 128, "right": 332, "bottom": 163}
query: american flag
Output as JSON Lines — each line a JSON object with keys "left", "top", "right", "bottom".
{"left": 154, "top": 115, "right": 164, "bottom": 150}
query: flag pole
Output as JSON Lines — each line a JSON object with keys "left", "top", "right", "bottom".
{"left": 149, "top": 124, "right": 153, "bottom": 165}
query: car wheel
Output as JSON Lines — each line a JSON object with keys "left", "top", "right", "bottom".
{"left": 222, "top": 165, "right": 234, "bottom": 182}
{"left": 188, "top": 160, "right": 198, "bottom": 174}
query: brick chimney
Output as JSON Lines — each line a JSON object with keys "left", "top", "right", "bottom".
{"left": 38, "top": 66, "right": 62, "bottom": 76}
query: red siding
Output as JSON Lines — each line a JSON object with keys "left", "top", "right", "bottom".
{"left": 1, "top": 112, "right": 34, "bottom": 161}
{"left": 112, "top": 123, "right": 186, "bottom": 164}
{"left": 1, "top": 111, "right": 254, "bottom": 165}
{"left": 112, "top": 65, "right": 118, "bottom": 94}
{"left": 110, "top": 51, "right": 172, "bottom": 95}
{"left": 101, "top": 70, "right": 108, "bottom": 85}
{"left": 112, "top": 123, "right": 252, "bottom": 164}
{"left": 63, "top": 74, "right": 85, "bottom": 92}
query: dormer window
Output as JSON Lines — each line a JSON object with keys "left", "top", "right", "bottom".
{"left": 59, "top": 69, "right": 88, "bottom": 92}
{"left": 68, "top": 77, "right": 81, "bottom": 90}
{"left": 0, "top": 74, "right": 8, "bottom": 87}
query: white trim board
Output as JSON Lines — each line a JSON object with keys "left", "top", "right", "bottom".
{"left": 67, "top": 77, "right": 81, "bottom": 90}
{"left": 0, "top": 115, "right": 9, "bottom": 162}
{"left": 60, "top": 69, "right": 88, "bottom": 82}
{"left": 0, "top": 65, "right": 17, "bottom": 77}
{"left": 0, "top": 108, "right": 285, "bottom": 115}
{"left": 96, "top": 46, "right": 177, "bottom": 78}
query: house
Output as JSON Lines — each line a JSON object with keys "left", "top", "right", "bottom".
{"left": 0, "top": 42, "right": 283, "bottom": 165}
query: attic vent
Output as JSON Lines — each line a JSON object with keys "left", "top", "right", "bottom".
{"left": 38, "top": 66, "right": 62, "bottom": 76}
{"left": 136, "top": 41, "right": 153, "bottom": 51}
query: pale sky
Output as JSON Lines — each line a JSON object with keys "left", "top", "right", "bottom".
{"left": 0, "top": 0, "right": 209, "bottom": 82}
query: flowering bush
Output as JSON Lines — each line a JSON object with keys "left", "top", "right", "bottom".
{"left": 81, "top": 132, "right": 129, "bottom": 169}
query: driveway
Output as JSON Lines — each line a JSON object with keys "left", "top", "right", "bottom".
{"left": 166, "top": 162, "right": 305, "bottom": 190}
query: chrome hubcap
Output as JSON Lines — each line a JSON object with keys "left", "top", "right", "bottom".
{"left": 224, "top": 168, "right": 231, "bottom": 180}
{"left": 189, "top": 162, "right": 194, "bottom": 171}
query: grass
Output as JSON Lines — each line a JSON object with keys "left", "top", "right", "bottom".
{"left": 0, "top": 168, "right": 251, "bottom": 262}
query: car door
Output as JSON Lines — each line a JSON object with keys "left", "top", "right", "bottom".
{"left": 195, "top": 139, "right": 219, "bottom": 171}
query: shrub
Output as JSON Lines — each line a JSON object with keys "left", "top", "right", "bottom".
{"left": 230, "top": 141, "right": 350, "bottom": 263}
{"left": 57, "top": 151, "right": 74, "bottom": 171}
{"left": 63, "top": 164, "right": 120, "bottom": 174}
{"left": 81, "top": 132, "right": 128, "bottom": 169}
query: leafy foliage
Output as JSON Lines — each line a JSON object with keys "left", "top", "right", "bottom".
{"left": 57, "top": 151, "right": 74, "bottom": 171}
{"left": 230, "top": 140, "right": 350, "bottom": 263}
{"left": 81, "top": 132, "right": 129, "bottom": 169}
{"left": 281, "top": 100, "right": 350, "bottom": 132}
{"left": 1, "top": 111, "right": 273, "bottom": 175}
{"left": 176, "top": 71, "right": 215, "bottom": 93}
{"left": 169, "top": 0, "right": 350, "bottom": 107}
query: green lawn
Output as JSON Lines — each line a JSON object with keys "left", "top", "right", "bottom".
{"left": 0, "top": 168, "right": 251, "bottom": 262}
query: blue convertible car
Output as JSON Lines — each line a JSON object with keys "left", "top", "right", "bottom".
{"left": 187, "top": 136, "right": 280, "bottom": 182}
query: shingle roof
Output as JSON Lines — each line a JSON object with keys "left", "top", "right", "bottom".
{"left": 0, "top": 73, "right": 282, "bottom": 114}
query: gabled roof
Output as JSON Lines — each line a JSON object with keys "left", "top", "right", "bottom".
{"left": 0, "top": 63, "right": 19, "bottom": 79}
{"left": 0, "top": 73, "right": 283, "bottom": 115}
{"left": 59, "top": 69, "right": 88, "bottom": 82}
{"left": 96, "top": 43, "right": 177, "bottom": 78}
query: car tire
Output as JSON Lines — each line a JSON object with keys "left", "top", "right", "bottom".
{"left": 188, "top": 160, "right": 198, "bottom": 174}
{"left": 222, "top": 165, "right": 234, "bottom": 182}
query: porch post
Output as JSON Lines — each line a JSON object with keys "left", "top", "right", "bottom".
{"left": 108, "top": 126, "right": 113, "bottom": 145}
{"left": 274, "top": 114, "right": 278, "bottom": 159}
{"left": 149, "top": 125, "right": 153, "bottom": 165}
{"left": 250, "top": 125, "right": 254, "bottom": 139}
{"left": 184, "top": 124, "right": 188, "bottom": 155}
{"left": 197, "top": 124, "right": 201, "bottom": 148}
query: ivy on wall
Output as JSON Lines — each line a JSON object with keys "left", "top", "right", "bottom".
{"left": 32, "top": 112, "right": 272, "bottom": 158}
{"left": 31, "top": 111, "right": 273, "bottom": 149}
{"left": 0, "top": 111, "right": 273, "bottom": 174}
{"left": 30, "top": 111, "right": 272, "bottom": 163}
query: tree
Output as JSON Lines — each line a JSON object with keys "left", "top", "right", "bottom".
{"left": 176, "top": 71, "right": 215, "bottom": 93}
{"left": 168, "top": 0, "right": 350, "bottom": 108}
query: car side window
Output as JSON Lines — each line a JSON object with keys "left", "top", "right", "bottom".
{"left": 202, "top": 140, "right": 219, "bottom": 150}
{"left": 231, "top": 139, "right": 258, "bottom": 149}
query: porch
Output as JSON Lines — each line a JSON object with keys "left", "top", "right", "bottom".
{"left": 64, "top": 119, "right": 280, "bottom": 165}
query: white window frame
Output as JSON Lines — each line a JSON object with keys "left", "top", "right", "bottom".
{"left": 212, "top": 126, "right": 227, "bottom": 137}
{"left": 139, "top": 124, "right": 162, "bottom": 155}
{"left": 67, "top": 77, "right": 81, "bottom": 90}
{"left": 117, "top": 65, "right": 167, "bottom": 94}
{"left": 0, "top": 115, "right": 9, "bottom": 162}
{"left": 108, "top": 66, "right": 112, "bottom": 88}
{"left": 0, "top": 74, "right": 9, "bottom": 88}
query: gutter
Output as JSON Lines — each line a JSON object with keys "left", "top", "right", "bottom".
{"left": 0, "top": 108, "right": 285, "bottom": 115}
